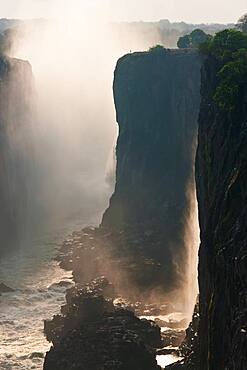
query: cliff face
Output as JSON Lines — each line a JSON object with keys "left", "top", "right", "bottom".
{"left": 0, "top": 56, "right": 34, "bottom": 255}
{"left": 102, "top": 49, "right": 202, "bottom": 290}
{"left": 196, "top": 55, "right": 247, "bottom": 369}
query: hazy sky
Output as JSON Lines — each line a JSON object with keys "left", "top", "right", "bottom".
{"left": 0, "top": 0, "right": 246, "bottom": 23}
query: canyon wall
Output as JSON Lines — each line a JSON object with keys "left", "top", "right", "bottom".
{"left": 0, "top": 56, "right": 34, "bottom": 255}
{"left": 44, "top": 49, "right": 203, "bottom": 370}
{"left": 196, "top": 54, "right": 247, "bottom": 369}
{"left": 102, "top": 49, "right": 202, "bottom": 293}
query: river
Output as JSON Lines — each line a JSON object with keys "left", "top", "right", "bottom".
{"left": 0, "top": 213, "right": 184, "bottom": 370}
{"left": 0, "top": 215, "right": 97, "bottom": 370}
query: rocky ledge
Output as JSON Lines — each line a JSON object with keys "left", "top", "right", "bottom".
{"left": 44, "top": 277, "right": 162, "bottom": 370}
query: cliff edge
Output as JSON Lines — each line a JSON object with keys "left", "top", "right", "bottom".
{"left": 102, "top": 49, "right": 202, "bottom": 291}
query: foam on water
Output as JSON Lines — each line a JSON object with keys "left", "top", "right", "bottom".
{"left": 0, "top": 227, "right": 78, "bottom": 369}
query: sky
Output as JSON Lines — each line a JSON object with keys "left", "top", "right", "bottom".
{"left": 0, "top": 0, "right": 246, "bottom": 24}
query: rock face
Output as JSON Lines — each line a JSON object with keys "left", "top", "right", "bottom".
{"left": 0, "top": 56, "right": 33, "bottom": 255}
{"left": 58, "top": 226, "right": 178, "bottom": 300}
{"left": 44, "top": 49, "right": 204, "bottom": 370}
{"left": 196, "top": 55, "right": 247, "bottom": 369}
{"left": 44, "top": 278, "right": 161, "bottom": 370}
{"left": 102, "top": 49, "right": 202, "bottom": 291}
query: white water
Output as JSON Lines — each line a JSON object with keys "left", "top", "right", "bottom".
{"left": 157, "top": 354, "right": 181, "bottom": 368}
{"left": 0, "top": 217, "right": 95, "bottom": 370}
{"left": 140, "top": 313, "right": 185, "bottom": 368}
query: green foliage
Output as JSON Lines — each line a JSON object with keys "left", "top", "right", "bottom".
{"left": 214, "top": 50, "right": 247, "bottom": 111}
{"left": 201, "top": 29, "right": 247, "bottom": 112}
{"left": 177, "top": 35, "right": 190, "bottom": 48}
{"left": 201, "top": 29, "right": 247, "bottom": 59}
{"left": 177, "top": 29, "right": 212, "bottom": 49}
{"left": 148, "top": 44, "right": 165, "bottom": 53}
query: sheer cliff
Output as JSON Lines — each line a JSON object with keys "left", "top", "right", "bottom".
{"left": 0, "top": 56, "right": 34, "bottom": 255}
{"left": 102, "top": 49, "right": 202, "bottom": 291}
{"left": 44, "top": 49, "right": 203, "bottom": 370}
{"left": 196, "top": 54, "right": 247, "bottom": 369}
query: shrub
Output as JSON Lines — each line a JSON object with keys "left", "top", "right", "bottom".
{"left": 148, "top": 44, "right": 165, "bottom": 53}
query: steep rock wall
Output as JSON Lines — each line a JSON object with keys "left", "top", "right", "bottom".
{"left": 0, "top": 56, "right": 34, "bottom": 255}
{"left": 102, "top": 49, "right": 202, "bottom": 290}
{"left": 196, "top": 55, "right": 247, "bottom": 369}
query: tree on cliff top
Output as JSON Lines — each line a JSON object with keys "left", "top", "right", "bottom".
{"left": 200, "top": 29, "right": 247, "bottom": 112}
{"left": 177, "top": 29, "right": 212, "bottom": 49}
{"left": 237, "top": 13, "right": 247, "bottom": 33}
{"left": 200, "top": 29, "right": 247, "bottom": 58}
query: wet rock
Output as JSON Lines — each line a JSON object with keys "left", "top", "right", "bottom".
{"left": 161, "top": 330, "right": 185, "bottom": 347}
{"left": 44, "top": 278, "right": 162, "bottom": 370}
{"left": 156, "top": 347, "right": 179, "bottom": 356}
{"left": 44, "top": 323, "right": 160, "bottom": 370}
{"left": 0, "top": 283, "right": 14, "bottom": 293}
{"left": 29, "top": 352, "right": 44, "bottom": 359}
{"left": 48, "top": 281, "right": 73, "bottom": 290}
{"left": 154, "top": 318, "right": 187, "bottom": 330}
{"left": 165, "top": 302, "right": 199, "bottom": 369}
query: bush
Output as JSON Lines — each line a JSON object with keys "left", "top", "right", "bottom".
{"left": 148, "top": 44, "right": 165, "bottom": 53}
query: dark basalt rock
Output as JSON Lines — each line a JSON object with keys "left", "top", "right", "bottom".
{"left": 44, "top": 323, "right": 160, "bottom": 370}
{"left": 195, "top": 54, "right": 247, "bottom": 369}
{"left": 44, "top": 278, "right": 162, "bottom": 370}
{"left": 101, "top": 49, "right": 202, "bottom": 293}
{"left": 166, "top": 301, "right": 199, "bottom": 369}
{"left": 57, "top": 226, "right": 175, "bottom": 301}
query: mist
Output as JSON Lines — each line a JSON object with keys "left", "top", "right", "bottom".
{"left": 2, "top": 0, "right": 202, "bottom": 310}
{"left": 1, "top": 0, "right": 244, "bottom": 23}
{"left": 8, "top": 6, "right": 132, "bottom": 238}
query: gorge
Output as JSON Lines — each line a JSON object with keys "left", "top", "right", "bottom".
{"left": 43, "top": 32, "right": 247, "bottom": 370}
{"left": 0, "top": 14, "right": 246, "bottom": 370}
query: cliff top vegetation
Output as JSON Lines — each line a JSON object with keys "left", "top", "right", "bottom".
{"left": 148, "top": 44, "right": 165, "bottom": 53}
{"left": 200, "top": 28, "right": 247, "bottom": 112}
{"left": 177, "top": 29, "right": 212, "bottom": 49}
